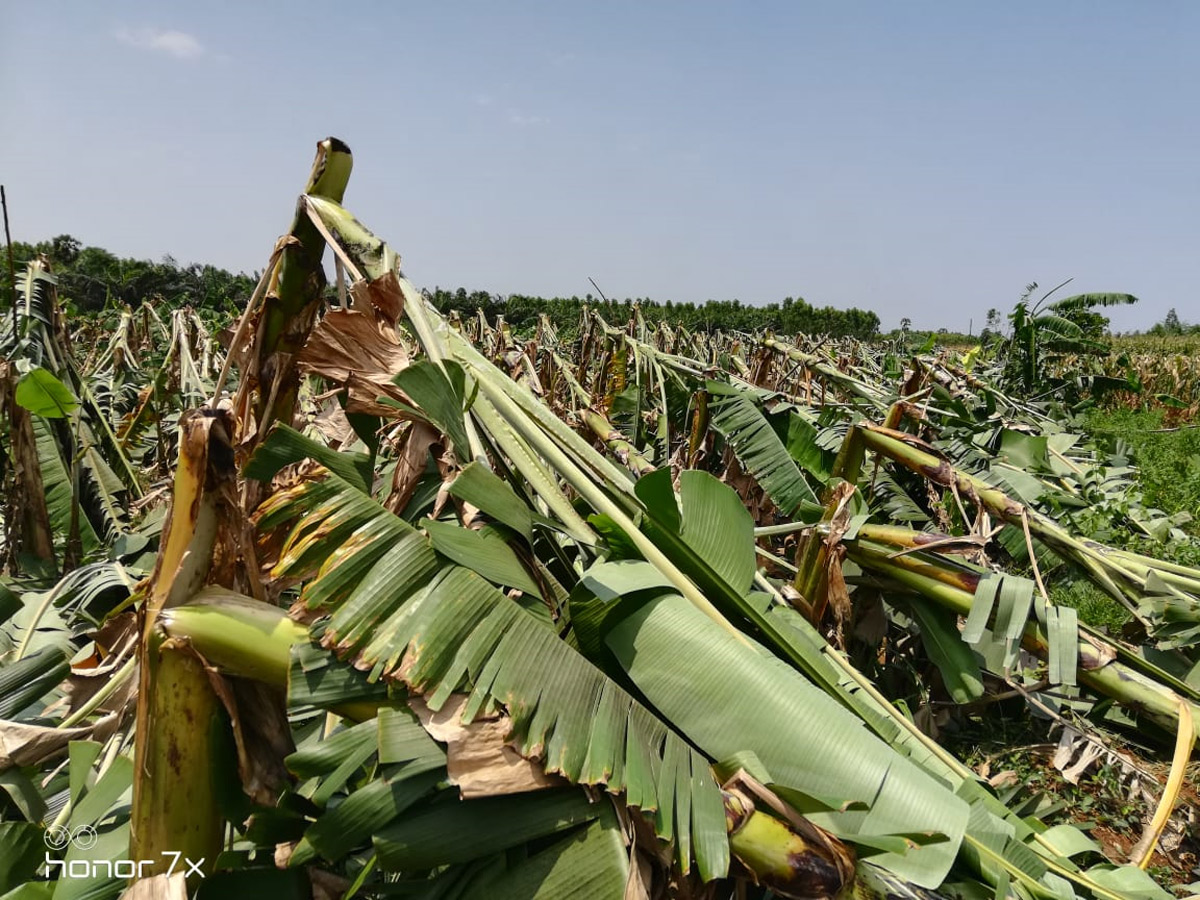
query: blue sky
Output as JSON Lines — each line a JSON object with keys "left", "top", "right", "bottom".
{"left": 2, "top": 2, "right": 1197, "bottom": 331}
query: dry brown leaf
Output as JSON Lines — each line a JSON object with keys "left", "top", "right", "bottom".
{"left": 93, "top": 611, "right": 140, "bottom": 658}
{"left": 1052, "top": 728, "right": 1106, "bottom": 785}
{"left": 823, "top": 481, "right": 857, "bottom": 546}
{"left": 349, "top": 270, "right": 404, "bottom": 326}
{"left": 309, "top": 868, "right": 352, "bottom": 900}
{"left": 624, "top": 843, "right": 653, "bottom": 900}
{"left": 66, "top": 612, "right": 140, "bottom": 714}
{"left": 913, "top": 702, "right": 950, "bottom": 740}
{"left": 409, "top": 694, "right": 565, "bottom": 798}
{"left": 201, "top": 663, "right": 293, "bottom": 806}
{"left": 1062, "top": 744, "right": 1105, "bottom": 784}
{"left": 987, "top": 770, "right": 1020, "bottom": 789}
{"left": 385, "top": 422, "right": 441, "bottom": 515}
{"left": 0, "top": 714, "right": 119, "bottom": 768}
{"left": 311, "top": 401, "right": 358, "bottom": 447}
{"left": 823, "top": 549, "right": 852, "bottom": 644}
{"left": 65, "top": 668, "right": 136, "bottom": 720}
{"left": 345, "top": 372, "right": 406, "bottom": 418}
{"left": 297, "top": 309, "right": 409, "bottom": 415}
{"left": 274, "top": 841, "right": 298, "bottom": 868}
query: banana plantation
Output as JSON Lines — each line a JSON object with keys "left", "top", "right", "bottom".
{"left": 4, "top": 139, "right": 1200, "bottom": 900}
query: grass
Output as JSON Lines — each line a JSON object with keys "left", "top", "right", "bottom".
{"left": 1050, "top": 579, "right": 1132, "bottom": 632}
{"left": 1111, "top": 333, "right": 1200, "bottom": 355}
{"left": 1085, "top": 408, "right": 1200, "bottom": 535}
{"left": 1038, "top": 408, "right": 1200, "bottom": 633}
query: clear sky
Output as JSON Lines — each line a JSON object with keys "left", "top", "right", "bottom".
{"left": 2, "top": 2, "right": 1197, "bottom": 331}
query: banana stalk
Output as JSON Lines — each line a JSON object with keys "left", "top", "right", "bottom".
{"left": 159, "top": 588, "right": 307, "bottom": 685}
{"left": 724, "top": 789, "right": 851, "bottom": 899}
{"left": 581, "top": 409, "right": 656, "bottom": 476}
{"left": 847, "top": 538, "right": 1200, "bottom": 739}
{"left": 130, "top": 409, "right": 234, "bottom": 879}
{"left": 761, "top": 336, "right": 889, "bottom": 411}
{"left": 131, "top": 631, "right": 223, "bottom": 881}
{"left": 0, "top": 362, "right": 56, "bottom": 569}
{"left": 238, "top": 138, "right": 353, "bottom": 436}
{"left": 130, "top": 140, "right": 355, "bottom": 880}
{"left": 856, "top": 424, "right": 1171, "bottom": 624}
{"left": 130, "top": 135, "right": 349, "bottom": 867}
{"left": 160, "top": 591, "right": 400, "bottom": 724}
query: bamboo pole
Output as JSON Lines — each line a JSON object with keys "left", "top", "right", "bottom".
{"left": 2, "top": 186, "right": 16, "bottom": 333}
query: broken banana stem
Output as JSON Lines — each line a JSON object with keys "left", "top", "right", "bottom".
{"left": 581, "top": 409, "right": 656, "bottom": 476}
{"left": 723, "top": 787, "right": 852, "bottom": 900}
{"left": 131, "top": 409, "right": 234, "bottom": 879}
{"left": 160, "top": 591, "right": 381, "bottom": 723}
{"left": 129, "top": 629, "right": 223, "bottom": 882}
{"left": 848, "top": 541, "right": 1200, "bottom": 742}
{"left": 856, "top": 425, "right": 1152, "bottom": 620}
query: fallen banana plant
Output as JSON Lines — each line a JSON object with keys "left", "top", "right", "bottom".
{"left": 3, "top": 137, "right": 1196, "bottom": 900}
{"left": 272, "top": 191, "right": 1178, "bottom": 898}
{"left": 856, "top": 423, "right": 1200, "bottom": 646}
{"left": 844, "top": 530, "right": 1200, "bottom": 737}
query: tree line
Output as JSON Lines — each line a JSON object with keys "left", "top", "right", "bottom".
{"left": 1147, "top": 308, "right": 1200, "bottom": 336}
{"left": 1, "top": 234, "right": 259, "bottom": 313}
{"left": 427, "top": 288, "right": 881, "bottom": 338}
{"left": 2, "top": 235, "right": 882, "bottom": 338}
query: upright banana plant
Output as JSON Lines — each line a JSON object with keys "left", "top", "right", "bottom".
{"left": 129, "top": 138, "right": 353, "bottom": 879}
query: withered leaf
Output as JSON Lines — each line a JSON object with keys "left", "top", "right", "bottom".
{"left": 409, "top": 694, "right": 564, "bottom": 798}
{"left": 0, "top": 714, "right": 119, "bottom": 768}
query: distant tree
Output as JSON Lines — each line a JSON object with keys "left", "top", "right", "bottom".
{"left": 2, "top": 235, "right": 885, "bottom": 339}
{"left": 2, "top": 236, "right": 257, "bottom": 312}
{"left": 985, "top": 308, "right": 1003, "bottom": 335}
{"left": 47, "top": 234, "right": 81, "bottom": 268}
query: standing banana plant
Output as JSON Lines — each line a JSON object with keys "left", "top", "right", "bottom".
{"left": 1, "top": 259, "right": 141, "bottom": 574}
{"left": 129, "top": 138, "right": 353, "bottom": 881}
{"left": 1002, "top": 281, "right": 1138, "bottom": 397}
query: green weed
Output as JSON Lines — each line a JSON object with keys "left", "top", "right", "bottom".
{"left": 1085, "top": 409, "right": 1200, "bottom": 535}
{"left": 1050, "top": 579, "right": 1132, "bottom": 632}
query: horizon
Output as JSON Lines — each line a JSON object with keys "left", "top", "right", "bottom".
{"left": 4, "top": 231, "right": 1184, "bottom": 335}
{"left": 3, "top": 3, "right": 1197, "bottom": 333}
